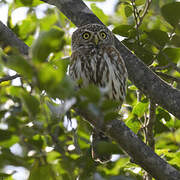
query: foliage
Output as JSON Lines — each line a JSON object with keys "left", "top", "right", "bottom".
{"left": 0, "top": 0, "right": 180, "bottom": 179}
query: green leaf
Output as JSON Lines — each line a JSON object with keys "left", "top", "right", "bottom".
{"left": 96, "top": 142, "right": 121, "bottom": 155}
{"left": 168, "top": 152, "right": 180, "bottom": 168}
{"left": 29, "top": 161, "right": 56, "bottom": 180}
{"left": 124, "top": 6, "right": 133, "bottom": 17}
{"left": 37, "top": 64, "right": 63, "bottom": 89}
{"left": 5, "top": 54, "right": 33, "bottom": 79}
{"left": 0, "top": 173, "right": 12, "bottom": 178}
{"left": 156, "top": 107, "right": 171, "bottom": 122}
{"left": 18, "top": 14, "right": 37, "bottom": 40}
{"left": 104, "top": 112, "right": 120, "bottom": 122}
{"left": 126, "top": 116, "right": 141, "bottom": 133}
{"left": 78, "top": 85, "right": 101, "bottom": 103}
{"left": 161, "top": 2, "right": 180, "bottom": 27}
{"left": 134, "top": 45, "right": 154, "bottom": 65}
{"left": 21, "top": 91, "right": 40, "bottom": 117}
{"left": 157, "top": 48, "right": 180, "bottom": 66}
{"left": 36, "top": 61, "right": 73, "bottom": 98}
{"left": 155, "top": 120, "right": 170, "bottom": 134}
{"left": 0, "top": 148, "right": 27, "bottom": 167}
{"left": 128, "top": 85, "right": 137, "bottom": 90}
{"left": 14, "top": 0, "right": 42, "bottom": 7}
{"left": 101, "top": 99, "right": 120, "bottom": 111}
{"left": 8, "top": 86, "right": 22, "bottom": 97}
{"left": 132, "top": 99, "right": 149, "bottom": 117}
{"left": 28, "top": 135, "right": 44, "bottom": 149}
{"left": 112, "top": 25, "right": 133, "bottom": 37}
{"left": 0, "top": 136, "right": 19, "bottom": 148}
{"left": 146, "top": 29, "right": 169, "bottom": 49}
{"left": 91, "top": 3, "right": 108, "bottom": 24}
{"left": 39, "top": 14, "right": 58, "bottom": 31}
{"left": 31, "top": 27, "right": 65, "bottom": 62}
{"left": 0, "top": 130, "right": 13, "bottom": 141}
{"left": 170, "top": 34, "right": 180, "bottom": 47}
{"left": 135, "top": 0, "right": 145, "bottom": 6}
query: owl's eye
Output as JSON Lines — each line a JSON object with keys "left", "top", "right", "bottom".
{"left": 100, "top": 31, "right": 107, "bottom": 39}
{"left": 82, "top": 32, "right": 91, "bottom": 40}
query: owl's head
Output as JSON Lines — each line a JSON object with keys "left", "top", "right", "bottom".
{"left": 71, "top": 24, "right": 114, "bottom": 51}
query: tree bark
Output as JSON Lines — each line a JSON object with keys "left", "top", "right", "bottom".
{"left": 0, "top": 22, "right": 29, "bottom": 55}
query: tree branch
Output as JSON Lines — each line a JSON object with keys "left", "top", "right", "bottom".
{"left": 0, "top": 74, "right": 20, "bottom": 83}
{"left": 76, "top": 108, "right": 180, "bottom": 180}
{"left": 0, "top": 21, "right": 29, "bottom": 55}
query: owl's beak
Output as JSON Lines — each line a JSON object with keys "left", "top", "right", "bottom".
{"left": 94, "top": 35, "right": 99, "bottom": 45}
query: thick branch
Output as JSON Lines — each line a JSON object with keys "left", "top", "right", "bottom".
{"left": 40, "top": 0, "right": 180, "bottom": 119}
{"left": 77, "top": 108, "right": 180, "bottom": 180}
{"left": 0, "top": 21, "right": 29, "bottom": 55}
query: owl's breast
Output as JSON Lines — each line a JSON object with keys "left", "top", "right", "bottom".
{"left": 69, "top": 46, "right": 127, "bottom": 103}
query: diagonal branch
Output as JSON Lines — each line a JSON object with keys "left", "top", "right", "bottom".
{"left": 39, "top": 0, "right": 180, "bottom": 120}
{"left": 77, "top": 108, "right": 180, "bottom": 180}
{"left": 0, "top": 21, "right": 29, "bottom": 55}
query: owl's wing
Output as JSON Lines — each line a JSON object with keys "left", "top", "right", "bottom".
{"left": 103, "top": 45, "right": 128, "bottom": 101}
{"left": 106, "top": 46, "right": 128, "bottom": 77}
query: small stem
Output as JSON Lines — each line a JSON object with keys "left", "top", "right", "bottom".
{"left": 137, "top": 0, "right": 152, "bottom": 28}
{"left": 146, "top": 99, "right": 156, "bottom": 150}
{"left": 143, "top": 99, "right": 156, "bottom": 180}
{"left": 131, "top": 0, "right": 140, "bottom": 43}
{"left": 155, "top": 72, "right": 180, "bottom": 84}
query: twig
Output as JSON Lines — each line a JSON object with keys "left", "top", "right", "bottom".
{"left": 151, "top": 62, "right": 180, "bottom": 74}
{"left": 137, "top": 0, "right": 152, "bottom": 28}
{"left": 131, "top": 0, "right": 140, "bottom": 43}
{"left": 131, "top": 0, "right": 152, "bottom": 43}
{"left": 144, "top": 100, "right": 156, "bottom": 180}
{"left": 0, "top": 74, "right": 21, "bottom": 83}
{"left": 146, "top": 100, "right": 156, "bottom": 150}
{"left": 155, "top": 72, "right": 180, "bottom": 83}
{"left": 151, "top": 64, "right": 173, "bottom": 71}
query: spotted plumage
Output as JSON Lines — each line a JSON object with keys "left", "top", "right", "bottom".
{"left": 69, "top": 24, "right": 128, "bottom": 163}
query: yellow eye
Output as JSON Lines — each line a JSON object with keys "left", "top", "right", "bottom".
{"left": 82, "top": 32, "right": 91, "bottom": 40}
{"left": 100, "top": 31, "right": 107, "bottom": 39}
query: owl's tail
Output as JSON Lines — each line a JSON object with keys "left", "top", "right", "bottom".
{"left": 91, "top": 129, "right": 112, "bottom": 164}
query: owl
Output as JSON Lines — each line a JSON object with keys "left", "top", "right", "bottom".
{"left": 69, "top": 24, "right": 128, "bottom": 163}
